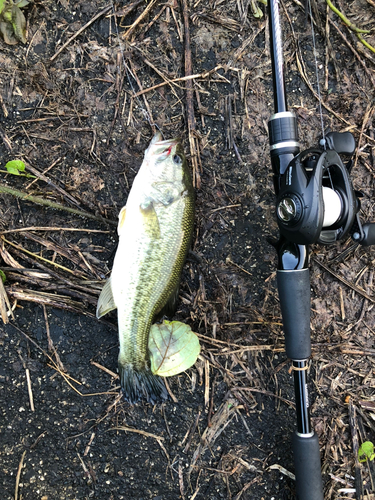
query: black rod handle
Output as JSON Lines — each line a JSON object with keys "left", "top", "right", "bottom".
{"left": 277, "top": 268, "right": 311, "bottom": 360}
{"left": 292, "top": 432, "right": 324, "bottom": 500}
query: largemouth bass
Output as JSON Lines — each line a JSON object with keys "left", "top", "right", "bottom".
{"left": 97, "top": 132, "right": 195, "bottom": 403}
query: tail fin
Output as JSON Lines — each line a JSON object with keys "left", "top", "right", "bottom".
{"left": 119, "top": 364, "right": 168, "bottom": 404}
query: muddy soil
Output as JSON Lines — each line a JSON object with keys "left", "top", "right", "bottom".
{"left": 1, "top": 1, "right": 375, "bottom": 499}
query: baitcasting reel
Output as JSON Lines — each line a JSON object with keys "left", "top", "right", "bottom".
{"left": 272, "top": 125, "right": 375, "bottom": 247}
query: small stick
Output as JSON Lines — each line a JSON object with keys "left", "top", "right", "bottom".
{"left": 325, "top": 0, "right": 368, "bottom": 32}
{"left": 133, "top": 65, "right": 225, "bottom": 97}
{"left": 226, "top": 257, "right": 253, "bottom": 277}
{"left": 354, "top": 104, "right": 374, "bottom": 171}
{"left": 348, "top": 398, "right": 364, "bottom": 498}
{"left": 14, "top": 450, "right": 26, "bottom": 500}
{"left": 122, "top": 0, "right": 158, "bottom": 40}
{"left": 163, "top": 377, "right": 178, "bottom": 402}
{"left": 332, "top": 16, "right": 375, "bottom": 86}
{"left": 50, "top": 5, "right": 112, "bottom": 61}
{"left": 0, "top": 183, "right": 116, "bottom": 225}
{"left": 91, "top": 361, "right": 119, "bottom": 379}
{"left": 108, "top": 425, "right": 165, "bottom": 441}
{"left": 183, "top": 410, "right": 201, "bottom": 453}
{"left": 43, "top": 305, "right": 65, "bottom": 372}
{"left": 84, "top": 432, "right": 96, "bottom": 457}
{"left": 313, "top": 258, "right": 375, "bottom": 303}
{"left": 0, "top": 272, "right": 13, "bottom": 323}
{"left": 181, "top": 0, "right": 201, "bottom": 188}
{"left": 0, "top": 94, "right": 8, "bottom": 119}
{"left": 178, "top": 462, "right": 186, "bottom": 500}
{"left": 1, "top": 226, "right": 109, "bottom": 235}
{"left": 0, "top": 123, "right": 12, "bottom": 150}
{"left": 204, "top": 358, "right": 210, "bottom": 409}
{"left": 26, "top": 157, "right": 61, "bottom": 189}
{"left": 161, "top": 404, "right": 172, "bottom": 442}
{"left": 339, "top": 286, "right": 345, "bottom": 320}
{"left": 25, "top": 368, "right": 35, "bottom": 411}
{"left": 130, "top": 69, "right": 155, "bottom": 128}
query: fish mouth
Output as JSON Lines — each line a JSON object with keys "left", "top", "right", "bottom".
{"left": 147, "top": 132, "right": 179, "bottom": 158}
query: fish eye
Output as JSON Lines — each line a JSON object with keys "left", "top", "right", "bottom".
{"left": 173, "top": 154, "right": 182, "bottom": 165}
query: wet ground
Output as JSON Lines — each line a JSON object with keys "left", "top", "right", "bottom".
{"left": 1, "top": 0, "right": 375, "bottom": 499}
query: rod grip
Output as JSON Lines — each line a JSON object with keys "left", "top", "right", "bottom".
{"left": 292, "top": 432, "right": 324, "bottom": 500}
{"left": 277, "top": 268, "right": 311, "bottom": 360}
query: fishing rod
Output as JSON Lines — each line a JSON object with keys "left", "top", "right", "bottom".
{"left": 267, "top": 0, "right": 375, "bottom": 498}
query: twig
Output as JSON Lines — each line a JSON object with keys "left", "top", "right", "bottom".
{"left": 163, "top": 377, "right": 178, "bottom": 402}
{"left": 204, "top": 357, "right": 210, "bottom": 409}
{"left": 295, "top": 52, "right": 351, "bottom": 127}
{"left": 122, "top": 0, "right": 158, "bottom": 40}
{"left": 24, "top": 161, "right": 81, "bottom": 208}
{"left": 43, "top": 304, "right": 65, "bottom": 372}
{"left": 354, "top": 104, "right": 374, "bottom": 172}
{"left": 0, "top": 183, "right": 116, "bottom": 225}
{"left": 91, "top": 361, "right": 119, "bottom": 379}
{"left": 178, "top": 461, "right": 186, "bottom": 500}
{"left": 2, "top": 235, "right": 85, "bottom": 277}
{"left": 328, "top": 18, "right": 375, "bottom": 86}
{"left": 25, "top": 368, "right": 35, "bottom": 411}
{"left": 1, "top": 226, "right": 109, "bottom": 235}
{"left": 313, "top": 258, "right": 375, "bottom": 303}
{"left": 10, "top": 323, "right": 117, "bottom": 397}
{"left": 325, "top": 0, "right": 369, "bottom": 34}
{"left": 133, "top": 65, "right": 225, "bottom": 97}
{"left": 50, "top": 5, "right": 112, "bottom": 61}
{"left": 0, "top": 123, "right": 12, "bottom": 150}
{"left": 84, "top": 433, "right": 96, "bottom": 457}
{"left": 14, "top": 451, "right": 26, "bottom": 500}
{"left": 108, "top": 426, "right": 165, "bottom": 441}
{"left": 348, "top": 398, "right": 364, "bottom": 499}
{"left": 183, "top": 410, "right": 201, "bottom": 453}
{"left": 181, "top": 0, "right": 201, "bottom": 189}
{"left": 0, "top": 272, "right": 13, "bottom": 323}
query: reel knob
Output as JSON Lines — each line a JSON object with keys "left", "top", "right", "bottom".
{"left": 277, "top": 195, "right": 302, "bottom": 224}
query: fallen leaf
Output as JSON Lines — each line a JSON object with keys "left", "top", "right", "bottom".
{"left": 149, "top": 320, "right": 200, "bottom": 377}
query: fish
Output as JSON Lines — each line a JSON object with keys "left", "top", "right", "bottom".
{"left": 96, "top": 132, "right": 195, "bottom": 403}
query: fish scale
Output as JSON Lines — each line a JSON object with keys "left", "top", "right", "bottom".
{"left": 97, "top": 132, "right": 194, "bottom": 403}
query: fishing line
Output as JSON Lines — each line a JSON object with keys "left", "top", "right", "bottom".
{"left": 109, "top": 2, "right": 162, "bottom": 135}
{"left": 307, "top": 0, "right": 326, "bottom": 149}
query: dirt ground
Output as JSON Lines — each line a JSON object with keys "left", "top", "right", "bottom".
{"left": 0, "top": 0, "right": 375, "bottom": 499}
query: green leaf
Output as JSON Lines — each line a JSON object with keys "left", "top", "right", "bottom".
{"left": 5, "top": 159, "right": 26, "bottom": 175}
{"left": 149, "top": 320, "right": 201, "bottom": 377}
{"left": 11, "top": 5, "right": 27, "bottom": 44}
{"left": 358, "top": 441, "right": 375, "bottom": 463}
{"left": 250, "top": 0, "right": 263, "bottom": 18}
{"left": 0, "top": 0, "right": 6, "bottom": 15}
{"left": 15, "top": 0, "right": 30, "bottom": 8}
{"left": 0, "top": 269, "right": 6, "bottom": 283}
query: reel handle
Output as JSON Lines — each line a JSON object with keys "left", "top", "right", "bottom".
{"left": 359, "top": 222, "right": 375, "bottom": 246}
{"left": 324, "top": 131, "right": 356, "bottom": 155}
{"left": 292, "top": 432, "right": 324, "bottom": 500}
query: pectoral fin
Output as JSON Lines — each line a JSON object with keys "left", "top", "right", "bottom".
{"left": 154, "top": 283, "right": 180, "bottom": 321}
{"left": 117, "top": 206, "right": 127, "bottom": 236}
{"left": 139, "top": 202, "right": 161, "bottom": 239}
{"left": 96, "top": 277, "right": 116, "bottom": 318}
